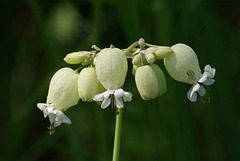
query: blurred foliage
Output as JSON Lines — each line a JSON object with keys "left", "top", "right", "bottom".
{"left": 0, "top": 0, "right": 240, "bottom": 161}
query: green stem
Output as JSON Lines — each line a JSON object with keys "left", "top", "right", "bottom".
{"left": 112, "top": 109, "right": 123, "bottom": 161}
{"left": 123, "top": 41, "right": 139, "bottom": 56}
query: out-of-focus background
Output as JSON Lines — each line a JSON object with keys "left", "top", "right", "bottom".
{"left": 1, "top": 0, "right": 240, "bottom": 161}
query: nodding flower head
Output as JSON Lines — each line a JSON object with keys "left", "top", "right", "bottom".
{"left": 164, "top": 43, "right": 216, "bottom": 102}
{"left": 37, "top": 67, "right": 79, "bottom": 132}
{"left": 95, "top": 48, "right": 128, "bottom": 89}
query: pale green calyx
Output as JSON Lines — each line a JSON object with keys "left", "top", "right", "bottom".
{"left": 95, "top": 48, "right": 128, "bottom": 89}
{"left": 152, "top": 46, "right": 173, "bottom": 60}
{"left": 64, "top": 52, "right": 83, "bottom": 64}
{"left": 64, "top": 51, "right": 92, "bottom": 65}
{"left": 47, "top": 67, "right": 80, "bottom": 111}
{"left": 164, "top": 43, "right": 201, "bottom": 84}
{"left": 135, "top": 64, "right": 167, "bottom": 100}
{"left": 78, "top": 67, "right": 105, "bottom": 102}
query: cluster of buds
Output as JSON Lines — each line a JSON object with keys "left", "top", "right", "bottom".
{"left": 37, "top": 38, "right": 216, "bottom": 134}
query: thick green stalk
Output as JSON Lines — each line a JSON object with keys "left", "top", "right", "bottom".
{"left": 112, "top": 108, "right": 123, "bottom": 161}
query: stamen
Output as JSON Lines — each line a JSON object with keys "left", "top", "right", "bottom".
{"left": 199, "top": 94, "right": 210, "bottom": 104}
{"left": 48, "top": 124, "right": 55, "bottom": 135}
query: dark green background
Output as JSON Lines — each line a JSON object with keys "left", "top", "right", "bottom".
{"left": 1, "top": 0, "right": 240, "bottom": 161}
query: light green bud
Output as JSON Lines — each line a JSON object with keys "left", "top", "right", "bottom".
{"left": 47, "top": 67, "right": 79, "bottom": 111}
{"left": 135, "top": 64, "right": 167, "bottom": 100}
{"left": 78, "top": 67, "right": 105, "bottom": 102}
{"left": 153, "top": 46, "right": 173, "bottom": 60}
{"left": 151, "top": 64, "right": 167, "bottom": 96}
{"left": 96, "top": 48, "right": 128, "bottom": 89}
{"left": 164, "top": 43, "right": 201, "bottom": 84}
{"left": 79, "top": 51, "right": 91, "bottom": 59}
{"left": 81, "top": 57, "right": 91, "bottom": 66}
{"left": 64, "top": 52, "right": 83, "bottom": 64}
{"left": 132, "top": 64, "right": 140, "bottom": 76}
{"left": 132, "top": 54, "right": 141, "bottom": 65}
{"left": 145, "top": 52, "right": 156, "bottom": 64}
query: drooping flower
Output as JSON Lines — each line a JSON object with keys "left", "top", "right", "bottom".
{"left": 93, "top": 88, "right": 132, "bottom": 109}
{"left": 37, "top": 103, "right": 71, "bottom": 127}
{"left": 37, "top": 68, "right": 79, "bottom": 132}
{"left": 164, "top": 43, "right": 216, "bottom": 102}
{"left": 187, "top": 65, "right": 216, "bottom": 102}
{"left": 94, "top": 47, "right": 132, "bottom": 109}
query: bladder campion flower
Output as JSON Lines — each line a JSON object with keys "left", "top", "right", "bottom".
{"left": 94, "top": 47, "right": 132, "bottom": 109}
{"left": 37, "top": 68, "right": 79, "bottom": 132}
{"left": 164, "top": 43, "right": 215, "bottom": 101}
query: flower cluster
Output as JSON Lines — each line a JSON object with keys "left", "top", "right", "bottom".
{"left": 37, "top": 39, "right": 215, "bottom": 134}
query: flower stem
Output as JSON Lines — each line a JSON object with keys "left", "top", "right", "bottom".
{"left": 112, "top": 108, "right": 123, "bottom": 161}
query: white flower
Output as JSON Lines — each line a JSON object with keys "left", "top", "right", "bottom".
{"left": 37, "top": 103, "right": 71, "bottom": 127}
{"left": 187, "top": 65, "right": 216, "bottom": 102}
{"left": 93, "top": 88, "right": 133, "bottom": 109}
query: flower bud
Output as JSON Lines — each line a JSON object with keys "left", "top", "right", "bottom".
{"left": 64, "top": 52, "right": 83, "bottom": 64}
{"left": 132, "top": 64, "right": 140, "bottom": 76}
{"left": 153, "top": 46, "right": 173, "bottom": 60}
{"left": 145, "top": 52, "right": 156, "bottom": 64}
{"left": 132, "top": 54, "right": 141, "bottom": 65}
{"left": 164, "top": 43, "right": 201, "bottom": 84}
{"left": 135, "top": 64, "right": 167, "bottom": 100}
{"left": 47, "top": 67, "right": 79, "bottom": 111}
{"left": 81, "top": 57, "right": 91, "bottom": 66}
{"left": 95, "top": 48, "right": 128, "bottom": 89}
{"left": 151, "top": 64, "right": 167, "bottom": 96}
{"left": 78, "top": 67, "right": 105, "bottom": 102}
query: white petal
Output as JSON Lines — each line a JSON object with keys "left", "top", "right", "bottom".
{"left": 204, "top": 65, "right": 216, "bottom": 78}
{"left": 204, "top": 65, "right": 211, "bottom": 73}
{"left": 48, "top": 114, "right": 56, "bottom": 124}
{"left": 37, "top": 103, "right": 48, "bottom": 111}
{"left": 54, "top": 121, "right": 61, "bottom": 127}
{"left": 43, "top": 110, "right": 49, "bottom": 118}
{"left": 101, "top": 97, "right": 111, "bottom": 109}
{"left": 122, "top": 92, "right": 133, "bottom": 102}
{"left": 192, "top": 83, "right": 200, "bottom": 93}
{"left": 197, "top": 85, "right": 206, "bottom": 96}
{"left": 115, "top": 97, "right": 124, "bottom": 108}
{"left": 187, "top": 88, "right": 197, "bottom": 102}
{"left": 46, "top": 107, "right": 54, "bottom": 113}
{"left": 203, "top": 78, "right": 215, "bottom": 85}
{"left": 198, "top": 74, "right": 208, "bottom": 83}
{"left": 114, "top": 89, "right": 124, "bottom": 98}
{"left": 62, "top": 115, "right": 71, "bottom": 124}
{"left": 211, "top": 68, "right": 216, "bottom": 78}
{"left": 55, "top": 111, "right": 64, "bottom": 122}
{"left": 93, "top": 93, "right": 104, "bottom": 101}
